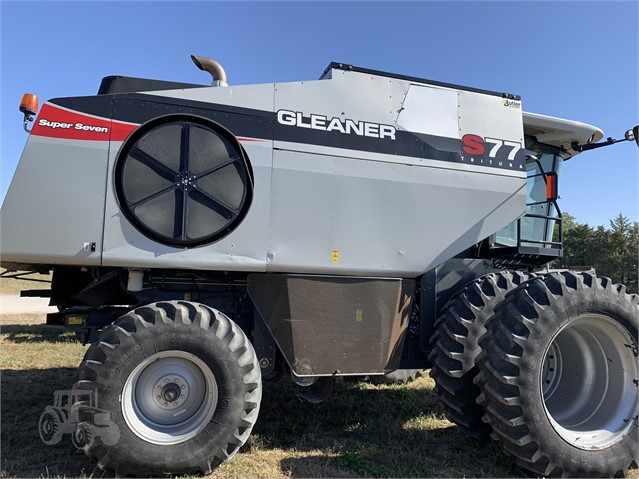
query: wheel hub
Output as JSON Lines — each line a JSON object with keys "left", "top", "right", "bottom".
{"left": 122, "top": 350, "right": 218, "bottom": 445}
{"left": 152, "top": 375, "right": 188, "bottom": 409}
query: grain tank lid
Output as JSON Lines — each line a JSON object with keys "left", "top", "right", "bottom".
{"left": 321, "top": 62, "right": 520, "bottom": 100}
{"left": 523, "top": 111, "right": 604, "bottom": 159}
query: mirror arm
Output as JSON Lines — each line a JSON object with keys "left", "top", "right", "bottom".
{"left": 572, "top": 137, "right": 627, "bottom": 152}
{"left": 573, "top": 126, "right": 639, "bottom": 152}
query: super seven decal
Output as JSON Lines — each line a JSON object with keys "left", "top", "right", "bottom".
{"left": 37, "top": 119, "right": 109, "bottom": 133}
{"left": 31, "top": 103, "right": 138, "bottom": 141}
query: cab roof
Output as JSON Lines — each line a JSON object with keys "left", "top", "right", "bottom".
{"left": 523, "top": 112, "right": 604, "bottom": 159}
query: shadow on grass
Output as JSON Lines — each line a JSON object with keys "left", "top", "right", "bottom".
{"left": 1, "top": 368, "right": 520, "bottom": 478}
{"left": 0, "top": 324, "right": 77, "bottom": 344}
{"left": 1, "top": 368, "right": 109, "bottom": 478}
{"left": 248, "top": 379, "right": 522, "bottom": 478}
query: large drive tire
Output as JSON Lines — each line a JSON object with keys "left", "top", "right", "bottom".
{"left": 428, "top": 271, "right": 532, "bottom": 439}
{"left": 73, "top": 301, "right": 262, "bottom": 476}
{"left": 475, "top": 272, "right": 639, "bottom": 477}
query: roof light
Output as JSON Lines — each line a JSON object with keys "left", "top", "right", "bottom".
{"left": 20, "top": 93, "right": 38, "bottom": 133}
{"left": 19, "top": 93, "right": 38, "bottom": 116}
{"left": 19, "top": 93, "right": 39, "bottom": 133}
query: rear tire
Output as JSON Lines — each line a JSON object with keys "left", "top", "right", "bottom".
{"left": 73, "top": 301, "right": 262, "bottom": 476}
{"left": 475, "top": 272, "right": 639, "bottom": 477}
{"left": 428, "top": 271, "right": 532, "bottom": 439}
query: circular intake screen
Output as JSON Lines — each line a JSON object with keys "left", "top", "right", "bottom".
{"left": 115, "top": 115, "right": 253, "bottom": 247}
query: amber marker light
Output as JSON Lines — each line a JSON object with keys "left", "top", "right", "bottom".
{"left": 546, "top": 172, "right": 558, "bottom": 201}
{"left": 19, "top": 93, "right": 39, "bottom": 133}
{"left": 20, "top": 93, "right": 39, "bottom": 115}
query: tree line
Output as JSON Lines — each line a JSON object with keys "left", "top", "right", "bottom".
{"left": 552, "top": 213, "right": 638, "bottom": 294}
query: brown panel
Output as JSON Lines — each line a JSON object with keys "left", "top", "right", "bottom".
{"left": 248, "top": 274, "right": 414, "bottom": 376}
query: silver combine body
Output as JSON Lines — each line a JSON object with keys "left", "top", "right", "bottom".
{"left": 4, "top": 59, "right": 634, "bottom": 479}
{"left": 2, "top": 64, "right": 539, "bottom": 276}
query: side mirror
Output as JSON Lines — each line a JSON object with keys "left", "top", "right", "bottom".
{"left": 624, "top": 125, "right": 639, "bottom": 148}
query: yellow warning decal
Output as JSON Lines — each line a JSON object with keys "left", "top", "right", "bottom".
{"left": 184, "top": 292, "right": 192, "bottom": 301}
{"left": 331, "top": 250, "right": 339, "bottom": 263}
{"left": 67, "top": 316, "right": 84, "bottom": 325}
{"left": 355, "top": 308, "right": 363, "bottom": 322}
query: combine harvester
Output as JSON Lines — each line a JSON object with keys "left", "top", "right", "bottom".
{"left": 2, "top": 55, "right": 637, "bottom": 477}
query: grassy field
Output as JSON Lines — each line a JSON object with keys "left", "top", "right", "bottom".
{"left": 0, "top": 269, "right": 51, "bottom": 295}
{"left": 1, "top": 306, "right": 637, "bottom": 478}
{"left": 0, "top": 310, "right": 525, "bottom": 479}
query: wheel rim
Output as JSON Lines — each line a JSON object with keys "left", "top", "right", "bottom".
{"left": 122, "top": 350, "right": 218, "bottom": 445}
{"left": 541, "top": 314, "right": 639, "bottom": 450}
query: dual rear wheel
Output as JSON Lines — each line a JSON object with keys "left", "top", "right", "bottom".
{"left": 430, "top": 271, "right": 638, "bottom": 477}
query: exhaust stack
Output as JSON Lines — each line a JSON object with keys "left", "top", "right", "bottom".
{"left": 191, "top": 55, "right": 228, "bottom": 87}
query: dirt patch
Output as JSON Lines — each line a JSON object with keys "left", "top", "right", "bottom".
{"left": 0, "top": 295, "right": 55, "bottom": 315}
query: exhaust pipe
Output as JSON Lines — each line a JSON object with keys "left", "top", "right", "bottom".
{"left": 191, "top": 55, "right": 228, "bottom": 87}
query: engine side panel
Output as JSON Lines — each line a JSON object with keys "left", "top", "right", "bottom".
{"left": 1, "top": 124, "right": 109, "bottom": 266}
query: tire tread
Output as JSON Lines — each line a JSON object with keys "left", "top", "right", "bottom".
{"left": 475, "top": 272, "right": 639, "bottom": 477}
{"left": 73, "top": 301, "right": 261, "bottom": 476}
{"left": 428, "top": 271, "right": 533, "bottom": 440}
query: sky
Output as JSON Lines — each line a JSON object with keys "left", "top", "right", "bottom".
{"left": 1, "top": 0, "right": 637, "bottom": 227}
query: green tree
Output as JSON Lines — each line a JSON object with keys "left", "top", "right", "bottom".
{"left": 605, "top": 214, "right": 638, "bottom": 292}
{"left": 553, "top": 212, "right": 638, "bottom": 293}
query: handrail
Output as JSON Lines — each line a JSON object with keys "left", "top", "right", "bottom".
{"left": 515, "top": 200, "right": 562, "bottom": 250}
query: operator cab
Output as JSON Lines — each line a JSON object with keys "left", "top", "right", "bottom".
{"left": 486, "top": 112, "right": 604, "bottom": 268}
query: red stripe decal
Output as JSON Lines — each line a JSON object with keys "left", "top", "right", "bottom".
{"left": 30, "top": 103, "right": 138, "bottom": 142}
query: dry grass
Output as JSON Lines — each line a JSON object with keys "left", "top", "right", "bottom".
{"left": 1, "top": 312, "right": 637, "bottom": 478}
{"left": 0, "top": 269, "right": 51, "bottom": 295}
